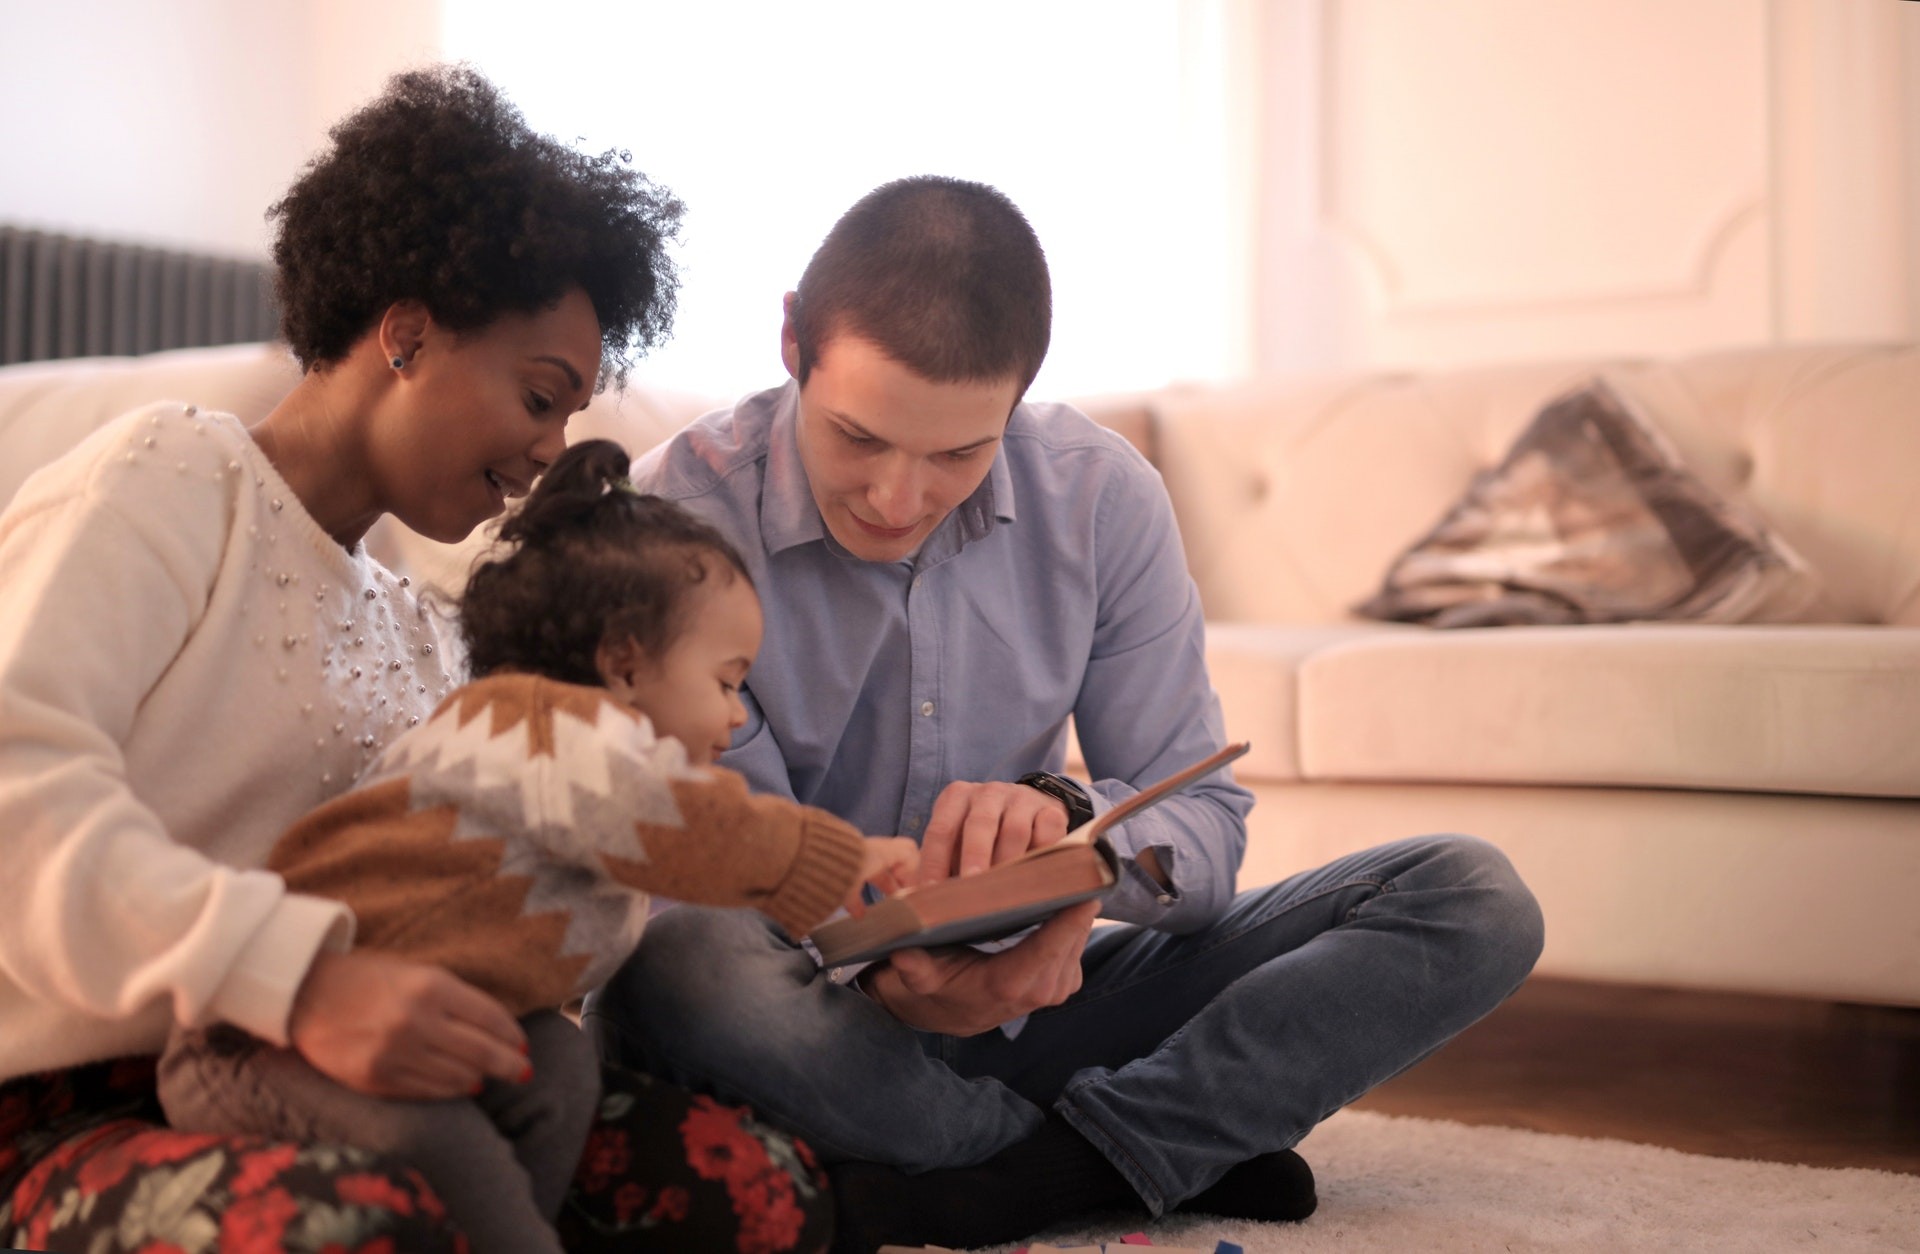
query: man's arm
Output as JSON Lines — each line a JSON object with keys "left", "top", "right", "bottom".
{"left": 875, "top": 442, "right": 1248, "bottom": 1035}
{"left": 1073, "top": 448, "right": 1251, "bottom": 927}
{"left": 914, "top": 445, "right": 1250, "bottom": 929}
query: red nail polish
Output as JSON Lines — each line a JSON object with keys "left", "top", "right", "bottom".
{"left": 519, "top": 1064, "right": 535, "bottom": 1084}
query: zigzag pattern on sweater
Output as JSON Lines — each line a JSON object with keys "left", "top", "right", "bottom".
{"left": 354, "top": 683, "right": 695, "bottom": 994}
{"left": 268, "top": 672, "right": 866, "bottom": 1013}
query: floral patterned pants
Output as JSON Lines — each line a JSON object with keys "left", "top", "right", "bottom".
{"left": 1, "top": 1057, "right": 831, "bottom": 1253}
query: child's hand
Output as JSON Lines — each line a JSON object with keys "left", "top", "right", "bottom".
{"left": 847, "top": 836, "right": 920, "bottom": 917}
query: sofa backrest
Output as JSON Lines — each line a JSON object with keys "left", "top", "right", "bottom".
{"left": 1147, "top": 343, "right": 1920, "bottom": 627}
{"left": 9, "top": 341, "right": 1915, "bottom": 627}
{"left": 0, "top": 343, "right": 303, "bottom": 508}
{"left": 0, "top": 343, "right": 726, "bottom": 595}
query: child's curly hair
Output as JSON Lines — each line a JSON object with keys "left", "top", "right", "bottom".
{"left": 459, "top": 440, "right": 752, "bottom": 685}
{"left": 268, "top": 63, "right": 682, "bottom": 388}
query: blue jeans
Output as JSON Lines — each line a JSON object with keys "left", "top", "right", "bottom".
{"left": 583, "top": 834, "right": 1544, "bottom": 1215}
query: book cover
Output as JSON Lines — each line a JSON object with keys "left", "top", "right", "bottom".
{"left": 808, "top": 742, "right": 1249, "bottom": 967}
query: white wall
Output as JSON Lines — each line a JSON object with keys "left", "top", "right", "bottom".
{"left": 442, "top": 0, "right": 1241, "bottom": 399}
{"left": 0, "top": 0, "right": 443, "bottom": 258}
{"left": 2, "top": 0, "right": 1912, "bottom": 375}
{"left": 1906, "top": 0, "right": 1920, "bottom": 343}
{"left": 1252, "top": 0, "right": 1919, "bottom": 375}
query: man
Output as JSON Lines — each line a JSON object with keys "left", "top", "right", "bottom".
{"left": 585, "top": 176, "right": 1544, "bottom": 1251}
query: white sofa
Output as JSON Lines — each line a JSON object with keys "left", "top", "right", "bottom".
{"left": 4, "top": 340, "right": 1915, "bottom": 1007}
{"left": 1135, "top": 344, "right": 1920, "bottom": 1009}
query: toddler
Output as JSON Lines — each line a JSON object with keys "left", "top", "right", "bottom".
{"left": 159, "top": 438, "right": 916, "bottom": 1254}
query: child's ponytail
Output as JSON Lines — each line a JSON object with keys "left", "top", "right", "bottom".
{"left": 494, "top": 438, "right": 636, "bottom": 551}
{"left": 459, "top": 439, "right": 752, "bottom": 686}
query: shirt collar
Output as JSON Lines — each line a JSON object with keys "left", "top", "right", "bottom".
{"left": 762, "top": 385, "right": 828, "bottom": 556}
{"left": 760, "top": 382, "right": 1022, "bottom": 562}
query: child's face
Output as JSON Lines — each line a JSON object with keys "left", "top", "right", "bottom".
{"left": 603, "top": 572, "right": 763, "bottom": 765}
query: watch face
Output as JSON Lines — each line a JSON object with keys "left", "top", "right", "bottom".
{"left": 1022, "top": 772, "right": 1093, "bottom": 827}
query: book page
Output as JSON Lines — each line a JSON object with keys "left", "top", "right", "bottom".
{"left": 1046, "top": 741, "right": 1250, "bottom": 849}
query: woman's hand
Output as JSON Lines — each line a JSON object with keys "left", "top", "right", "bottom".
{"left": 858, "top": 899, "right": 1099, "bottom": 1036}
{"left": 289, "top": 950, "right": 531, "bottom": 1100}
{"left": 845, "top": 836, "right": 921, "bottom": 917}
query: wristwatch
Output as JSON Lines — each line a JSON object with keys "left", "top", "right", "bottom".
{"left": 1017, "top": 771, "right": 1096, "bottom": 832}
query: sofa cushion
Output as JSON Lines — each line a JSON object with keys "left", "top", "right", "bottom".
{"left": 1203, "top": 622, "right": 1406, "bottom": 782}
{"left": 1747, "top": 346, "right": 1920, "bottom": 626}
{"left": 1149, "top": 344, "right": 1912, "bottom": 626}
{"left": 1296, "top": 624, "right": 1920, "bottom": 798}
{"left": 0, "top": 343, "right": 301, "bottom": 510}
{"left": 1354, "top": 380, "right": 1824, "bottom": 628}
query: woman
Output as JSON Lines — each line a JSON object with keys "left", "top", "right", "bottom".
{"left": 0, "top": 65, "right": 829, "bottom": 1253}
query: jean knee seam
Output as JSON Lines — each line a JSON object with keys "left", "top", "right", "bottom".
{"left": 1033, "top": 875, "right": 1393, "bottom": 1021}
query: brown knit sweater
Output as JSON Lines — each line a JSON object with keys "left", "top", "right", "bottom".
{"left": 268, "top": 673, "right": 867, "bottom": 1016}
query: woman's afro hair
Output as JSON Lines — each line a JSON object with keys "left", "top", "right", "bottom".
{"left": 267, "top": 63, "right": 682, "bottom": 388}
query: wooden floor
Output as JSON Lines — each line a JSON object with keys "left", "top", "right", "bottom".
{"left": 1349, "top": 976, "right": 1920, "bottom": 1175}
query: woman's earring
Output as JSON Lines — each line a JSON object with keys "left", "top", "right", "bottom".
{"left": 390, "top": 355, "right": 406, "bottom": 370}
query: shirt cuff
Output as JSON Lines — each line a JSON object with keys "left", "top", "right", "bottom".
{"left": 203, "top": 894, "right": 355, "bottom": 1046}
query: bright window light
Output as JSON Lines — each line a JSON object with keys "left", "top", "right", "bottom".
{"left": 443, "top": 1, "right": 1247, "bottom": 401}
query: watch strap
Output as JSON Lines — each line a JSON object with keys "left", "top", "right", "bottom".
{"left": 1017, "top": 771, "right": 1095, "bottom": 831}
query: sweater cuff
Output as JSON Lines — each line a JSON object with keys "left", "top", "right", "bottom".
{"left": 204, "top": 894, "right": 356, "bottom": 1047}
{"left": 760, "top": 811, "right": 867, "bottom": 937}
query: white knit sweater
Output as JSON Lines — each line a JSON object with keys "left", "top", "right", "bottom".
{"left": 0, "top": 402, "right": 459, "bottom": 1080}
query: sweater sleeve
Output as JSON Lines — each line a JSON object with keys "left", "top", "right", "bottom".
{"left": 0, "top": 453, "right": 351, "bottom": 1050}
{"left": 645, "top": 768, "right": 868, "bottom": 938}
{"left": 526, "top": 682, "right": 867, "bottom": 938}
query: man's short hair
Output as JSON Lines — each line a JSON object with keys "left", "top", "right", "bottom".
{"left": 790, "top": 176, "right": 1052, "bottom": 396}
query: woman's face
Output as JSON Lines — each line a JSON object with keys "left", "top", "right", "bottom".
{"left": 373, "top": 287, "right": 603, "bottom": 543}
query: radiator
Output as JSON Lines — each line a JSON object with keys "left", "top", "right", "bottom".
{"left": 0, "top": 226, "right": 278, "bottom": 367}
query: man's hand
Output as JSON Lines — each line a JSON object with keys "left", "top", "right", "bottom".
{"left": 917, "top": 779, "right": 1073, "bottom": 886}
{"left": 859, "top": 900, "right": 1099, "bottom": 1036}
{"left": 289, "top": 950, "right": 530, "bottom": 1100}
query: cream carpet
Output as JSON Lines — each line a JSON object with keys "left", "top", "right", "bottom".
{"left": 1000, "top": 1110, "right": 1920, "bottom": 1253}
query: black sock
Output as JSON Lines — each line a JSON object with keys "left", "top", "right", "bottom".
{"left": 1176, "top": 1148, "right": 1318, "bottom": 1222}
{"left": 830, "top": 1115, "right": 1143, "bottom": 1253}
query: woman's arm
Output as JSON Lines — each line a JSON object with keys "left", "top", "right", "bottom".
{"left": 0, "top": 472, "right": 346, "bottom": 1048}
{"left": 1, "top": 424, "right": 531, "bottom": 1095}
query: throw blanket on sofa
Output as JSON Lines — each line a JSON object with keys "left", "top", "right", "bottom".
{"left": 1356, "top": 380, "right": 1823, "bottom": 629}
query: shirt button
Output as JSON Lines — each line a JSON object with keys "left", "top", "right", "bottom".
{"left": 829, "top": 967, "right": 846, "bottom": 984}
{"left": 919, "top": 700, "right": 935, "bottom": 716}
{"left": 1156, "top": 893, "right": 1174, "bottom": 905}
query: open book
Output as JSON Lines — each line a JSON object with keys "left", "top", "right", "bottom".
{"left": 807, "top": 742, "right": 1250, "bottom": 967}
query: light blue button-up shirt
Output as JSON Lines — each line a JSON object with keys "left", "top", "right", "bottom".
{"left": 633, "top": 382, "right": 1252, "bottom": 932}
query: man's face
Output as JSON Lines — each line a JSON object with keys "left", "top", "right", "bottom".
{"left": 788, "top": 332, "right": 1020, "bottom": 563}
